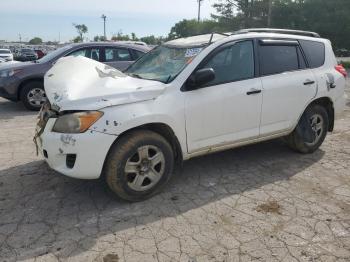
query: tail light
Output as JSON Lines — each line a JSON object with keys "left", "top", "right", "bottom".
{"left": 335, "top": 64, "right": 347, "bottom": 78}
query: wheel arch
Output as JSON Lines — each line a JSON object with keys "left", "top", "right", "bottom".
{"left": 308, "top": 97, "right": 334, "bottom": 132}
{"left": 104, "top": 122, "right": 184, "bottom": 170}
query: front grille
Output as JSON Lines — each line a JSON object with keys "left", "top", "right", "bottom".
{"left": 66, "top": 154, "right": 77, "bottom": 169}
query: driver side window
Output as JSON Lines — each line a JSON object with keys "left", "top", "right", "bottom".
{"left": 202, "top": 40, "right": 255, "bottom": 86}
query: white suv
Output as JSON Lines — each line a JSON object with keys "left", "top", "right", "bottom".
{"left": 0, "top": 49, "right": 14, "bottom": 61}
{"left": 35, "top": 29, "right": 347, "bottom": 201}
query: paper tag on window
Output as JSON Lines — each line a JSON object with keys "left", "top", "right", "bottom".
{"left": 185, "top": 48, "right": 203, "bottom": 58}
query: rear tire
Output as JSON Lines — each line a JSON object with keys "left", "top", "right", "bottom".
{"left": 286, "top": 104, "right": 329, "bottom": 154}
{"left": 104, "top": 130, "right": 174, "bottom": 202}
{"left": 20, "top": 81, "right": 46, "bottom": 111}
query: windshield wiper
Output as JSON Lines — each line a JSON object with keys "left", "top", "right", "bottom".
{"left": 165, "top": 75, "right": 172, "bottom": 84}
{"left": 128, "top": 73, "right": 143, "bottom": 79}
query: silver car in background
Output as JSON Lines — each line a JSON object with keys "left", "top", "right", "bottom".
{"left": 0, "top": 49, "right": 14, "bottom": 61}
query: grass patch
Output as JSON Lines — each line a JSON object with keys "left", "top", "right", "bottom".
{"left": 339, "top": 61, "right": 350, "bottom": 69}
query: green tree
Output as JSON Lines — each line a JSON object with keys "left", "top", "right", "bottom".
{"left": 271, "top": 0, "right": 350, "bottom": 49}
{"left": 212, "top": 0, "right": 271, "bottom": 28}
{"left": 73, "top": 23, "right": 88, "bottom": 42}
{"left": 72, "top": 36, "right": 82, "bottom": 43}
{"left": 93, "top": 35, "right": 107, "bottom": 41}
{"left": 111, "top": 31, "right": 130, "bottom": 41}
{"left": 139, "top": 35, "right": 166, "bottom": 45}
{"left": 168, "top": 19, "right": 224, "bottom": 39}
{"left": 131, "top": 33, "right": 138, "bottom": 41}
{"left": 207, "top": 0, "right": 350, "bottom": 49}
{"left": 29, "top": 37, "right": 43, "bottom": 45}
{"left": 140, "top": 35, "right": 156, "bottom": 45}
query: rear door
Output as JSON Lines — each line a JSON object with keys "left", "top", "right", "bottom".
{"left": 258, "top": 39, "right": 317, "bottom": 136}
{"left": 102, "top": 47, "right": 133, "bottom": 70}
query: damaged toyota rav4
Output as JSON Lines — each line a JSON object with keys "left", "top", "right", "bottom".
{"left": 35, "top": 29, "right": 347, "bottom": 201}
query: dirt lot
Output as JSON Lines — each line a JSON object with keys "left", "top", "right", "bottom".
{"left": 0, "top": 79, "right": 349, "bottom": 262}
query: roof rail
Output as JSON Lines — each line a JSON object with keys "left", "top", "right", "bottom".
{"left": 234, "top": 28, "right": 320, "bottom": 38}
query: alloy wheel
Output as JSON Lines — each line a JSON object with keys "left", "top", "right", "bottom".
{"left": 27, "top": 88, "right": 46, "bottom": 107}
{"left": 306, "top": 113, "right": 324, "bottom": 146}
{"left": 124, "top": 145, "right": 165, "bottom": 191}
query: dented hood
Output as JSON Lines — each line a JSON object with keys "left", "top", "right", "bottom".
{"left": 44, "top": 56, "right": 166, "bottom": 111}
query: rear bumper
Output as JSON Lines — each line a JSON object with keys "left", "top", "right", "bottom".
{"left": 16, "top": 56, "right": 36, "bottom": 61}
{"left": 36, "top": 119, "right": 117, "bottom": 179}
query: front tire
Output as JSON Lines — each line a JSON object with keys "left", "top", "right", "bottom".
{"left": 104, "top": 130, "right": 174, "bottom": 202}
{"left": 286, "top": 104, "right": 329, "bottom": 154}
{"left": 20, "top": 81, "right": 46, "bottom": 111}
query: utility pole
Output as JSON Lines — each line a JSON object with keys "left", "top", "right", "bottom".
{"left": 19, "top": 33, "right": 22, "bottom": 43}
{"left": 197, "top": 0, "right": 204, "bottom": 22}
{"left": 267, "top": 0, "right": 273, "bottom": 27}
{"left": 101, "top": 14, "right": 107, "bottom": 39}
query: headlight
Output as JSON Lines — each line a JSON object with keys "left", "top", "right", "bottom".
{"left": 52, "top": 111, "right": 103, "bottom": 133}
{"left": 0, "top": 69, "right": 22, "bottom": 78}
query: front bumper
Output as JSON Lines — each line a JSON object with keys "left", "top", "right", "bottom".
{"left": 0, "top": 76, "right": 20, "bottom": 101}
{"left": 36, "top": 118, "right": 117, "bottom": 179}
{"left": 0, "top": 56, "right": 13, "bottom": 61}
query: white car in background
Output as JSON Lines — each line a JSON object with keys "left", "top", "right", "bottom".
{"left": 0, "top": 49, "right": 14, "bottom": 61}
{"left": 35, "top": 28, "right": 347, "bottom": 201}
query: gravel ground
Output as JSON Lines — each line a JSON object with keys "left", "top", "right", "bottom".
{"left": 0, "top": 79, "right": 349, "bottom": 262}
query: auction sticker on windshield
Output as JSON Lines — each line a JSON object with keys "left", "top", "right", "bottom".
{"left": 185, "top": 48, "right": 203, "bottom": 58}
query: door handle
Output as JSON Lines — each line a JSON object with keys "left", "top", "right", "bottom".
{"left": 303, "top": 80, "right": 315, "bottom": 85}
{"left": 246, "top": 89, "right": 262, "bottom": 95}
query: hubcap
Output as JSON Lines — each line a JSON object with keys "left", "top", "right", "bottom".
{"left": 124, "top": 145, "right": 165, "bottom": 192}
{"left": 306, "top": 113, "right": 324, "bottom": 146}
{"left": 27, "top": 88, "right": 46, "bottom": 107}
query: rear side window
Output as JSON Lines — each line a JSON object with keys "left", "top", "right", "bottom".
{"left": 259, "top": 45, "right": 299, "bottom": 76}
{"left": 299, "top": 40, "right": 325, "bottom": 68}
{"left": 105, "top": 48, "right": 132, "bottom": 62}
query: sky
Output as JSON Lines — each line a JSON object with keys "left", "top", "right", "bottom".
{"left": 0, "top": 0, "right": 216, "bottom": 42}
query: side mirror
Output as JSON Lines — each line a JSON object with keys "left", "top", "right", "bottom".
{"left": 186, "top": 68, "right": 215, "bottom": 90}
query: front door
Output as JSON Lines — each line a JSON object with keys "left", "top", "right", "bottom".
{"left": 184, "top": 40, "right": 263, "bottom": 153}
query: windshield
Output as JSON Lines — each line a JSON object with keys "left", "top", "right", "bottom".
{"left": 37, "top": 45, "right": 73, "bottom": 63}
{"left": 0, "top": 50, "right": 11, "bottom": 54}
{"left": 21, "top": 49, "right": 33, "bottom": 53}
{"left": 125, "top": 45, "right": 204, "bottom": 83}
